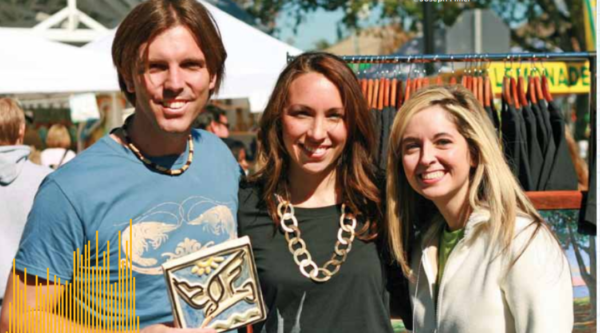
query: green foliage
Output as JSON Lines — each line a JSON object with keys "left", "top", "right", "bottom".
{"left": 233, "top": 0, "right": 587, "bottom": 52}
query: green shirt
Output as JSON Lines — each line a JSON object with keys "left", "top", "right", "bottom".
{"left": 437, "top": 226, "right": 465, "bottom": 289}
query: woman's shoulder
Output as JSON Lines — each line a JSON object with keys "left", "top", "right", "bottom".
{"left": 237, "top": 178, "right": 274, "bottom": 232}
{"left": 512, "top": 215, "right": 558, "bottom": 249}
{"left": 238, "top": 178, "right": 268, "bottom": 214}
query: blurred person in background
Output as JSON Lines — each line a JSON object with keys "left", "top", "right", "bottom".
{"left": 23, "top": 118, "right": 44, "bottom": 166}
{"left": 41, "top": 124, "right": 76, "bottom": 169}
{"left": 0, "top": 98, "right": 51, "bottom": 311}
{"left": 196, "top": 104, "right": 231, "bottom": 139}
{"left": 225, "top": 139, "right": 250, "bottom": 175}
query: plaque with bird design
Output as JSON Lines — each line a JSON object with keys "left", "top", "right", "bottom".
{"left": 162, "top": 236, "right": 266, "bottom": 331}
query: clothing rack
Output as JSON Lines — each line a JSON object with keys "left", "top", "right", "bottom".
{"left": 338, "top": 51, "right": 596, "bottom": 64}
{"left": 336, "top": 53, "right": 596, "bottom": 104}
{"left": 324, "top": 51, "right": 596, "bottom": 234}
{"left": 286, "top": 52, "right": 596, "bottom": 110}
{"left": 288, "top": 51, "right": 596, "bottom": 64}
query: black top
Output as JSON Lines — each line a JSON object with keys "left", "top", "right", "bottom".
{"left": 380, "top": 106, "right": 398, "bottom": 171}
{"left": 522, "top": 104, "right": 544, "bottom": 190}
{"left": 544, "top": 100, "right": 578, "bottom": 190}
{"left": 516, "top": 105, "right": 533, "bottom": 191}
{"left": 534, "top": 101, "right": 556, "bottom": 189}
{"left": 501, "top": 100, "right": 521, "bottom": 179}
{"left": 238, "top": 182, "right": 397, "bottom": 333}
{"left": 580, "top": 98, "right": 596, "bottom": 234}
{"left": 371, "top": 108, "right": 383, "bottom": 169}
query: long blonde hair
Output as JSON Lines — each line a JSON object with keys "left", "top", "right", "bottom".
{"left": 386, "top": 85, "right": 544, "bottom": 277}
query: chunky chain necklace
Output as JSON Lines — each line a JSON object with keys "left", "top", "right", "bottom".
{"left": 121, "top": 120, "right": 193, "bottom": 176}
{"left": 276, "top": 196, "right": 357, "bottom": 283}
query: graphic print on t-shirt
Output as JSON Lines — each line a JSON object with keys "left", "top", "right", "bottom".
{"left": 121, "top": 196, "right": 236, "bottom": 275}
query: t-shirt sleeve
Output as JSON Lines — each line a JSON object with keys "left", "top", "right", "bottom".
{"left": 14, "top": 179, "right": 84, "bottom": 282}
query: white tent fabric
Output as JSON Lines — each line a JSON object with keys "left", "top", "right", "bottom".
{"left": 84, "top": 0, "right": 302, "bottom": 112}
{"left": 0, "top": 29, "right": 119, "bottom": 94}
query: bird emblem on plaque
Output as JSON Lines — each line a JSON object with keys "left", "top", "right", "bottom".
{"left": 162, "top": 236, "right": 266, "bottom": 331}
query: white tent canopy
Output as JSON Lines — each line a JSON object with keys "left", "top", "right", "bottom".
{"left": 0, "top": 29, "right": 119, "bottom": 94}
{"left": 84, "top": 0, "right": 302, "bottom": 112}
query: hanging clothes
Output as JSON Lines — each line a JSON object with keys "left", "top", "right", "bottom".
{"left": 521, "top": 103, "right": 544, "bottom": 190}
{"left": 371, "top": 107, "right": 383, "bottom": 169}
{"left": 543, "top": 100, "right": 578, "bottom": 190}
{"left": 379, "top": 106, "right": 396, "bottom": 170}
{"left": 579, "top": 98, "right": 596, "bottom": 235}
{"left": 501, "top": 99, "right": 521, "bottom": 179}
{"left": 530, "top": 101, "right": 550, "bottom": 188}
{"left": 536, "top": 100, "right": 557, "bottom": 189}
{"left": 516, "top": 104, "right": 534, "bottom": 191}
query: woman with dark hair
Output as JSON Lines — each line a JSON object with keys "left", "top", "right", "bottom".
{"left": 238, "top": 52, "right": 406, "bottom": 332}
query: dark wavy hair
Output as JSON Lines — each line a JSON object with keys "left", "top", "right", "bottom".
{"left": 249, "top": 52, "right": 382, "bottom": 240}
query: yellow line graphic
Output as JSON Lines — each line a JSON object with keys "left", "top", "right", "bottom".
{"left": 4, "top": 219, "right": 140, "bottom": 333}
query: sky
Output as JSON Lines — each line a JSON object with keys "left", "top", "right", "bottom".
{"left": 274, "top": 5, "right": 384, "bottom": 51}
{"left": 275, "top": 8, "right": 346, "bottom": 51}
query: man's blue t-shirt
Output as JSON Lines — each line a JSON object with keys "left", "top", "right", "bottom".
{"left": 14, "top": 129, "right": 241, "bottom": 328}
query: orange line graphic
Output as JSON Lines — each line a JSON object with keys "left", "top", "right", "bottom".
{"left": 5, "top": 219, "right": 140, "bottom": 333}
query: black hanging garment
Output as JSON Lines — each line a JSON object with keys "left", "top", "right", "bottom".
{"left": 491, "top": 102, "right": 501, "bottom": 133}
{"left": 371, "top": 108, "right": 383, "bottom": 168}
{"left": 379, "top": 106, "right": 394, "bottom": 170}
{"left": 532, "top": 101, "right": 556, "bottom": 189}
{"left": 521, "top": 104, "right": 544, "bottom": 190}
{"left": 483, "top": 106, "right": 495, "bottom": 129}
{"left": 543, "top": 100, "right": 578, "bottom": 190}
{"left": 515, "top": 104, "right": 534, "bottom": 191}
{"left": 579, "top": 99, "right": 596, "bottom": 235}
{"left": 501, "top": 99, "right": 521, "bottom": 180}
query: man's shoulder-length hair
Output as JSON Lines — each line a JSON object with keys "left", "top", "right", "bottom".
{"left": 112, "top": 0, "right": 227, "bottom": 106}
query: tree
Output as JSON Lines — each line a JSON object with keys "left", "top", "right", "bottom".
{"left": 312, "top": 38, "right": 332, "bottom": 51}
{"left": 543, "top": 209, "right": 596, "bottom": 324}
{"left": 235, "top": 0, "right": 589, "bottom": 52}
{"left": 237, "top": 0, "right": 593, "bottom": 139}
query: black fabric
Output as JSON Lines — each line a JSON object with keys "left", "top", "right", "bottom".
{"left": 515, "top": 105, "right": 533, "bottom": 191}
{"left": 238, "top": 182, "right": 401, "bottom": 333}
{"left": 501, "top": 100, "right": 521, "bottom": 178}
{"left": 532, "top": 101, "right": 556, "bottom": 189}
{"left": 490, "top": 102, "right": 501, "bottom": 132}
{"left": 522, "top": 104, "right": 544, "bottom": 190}
{"left": 371, "top": 108, "right": 383, "bottom": 168}
{"left": 579, "top": 101, "right": 596, "bottom": 234}
{"left": 544, "top": 100, "right": 578, "bottom": 190}
{"left": 379, "top": 106, "right": 396, "bottom": 171}
{"left": 531, "top": 102, "right": 549, "bottom": 154}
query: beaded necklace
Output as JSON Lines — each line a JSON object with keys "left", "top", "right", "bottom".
{"left": 121, "top": 120, "right": 193, "bottom": 176}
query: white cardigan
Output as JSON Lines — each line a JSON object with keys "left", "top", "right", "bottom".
{"left": 409, "top": 210, "right": 573, "bottom": 333}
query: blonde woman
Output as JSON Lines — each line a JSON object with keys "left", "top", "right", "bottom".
{"left": 386, "top": 85, "right": 573, "bottom": 332}
{"left": 41, "top": 124, "right": 76, "bottom": 169}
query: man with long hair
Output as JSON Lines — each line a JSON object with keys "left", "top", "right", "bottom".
{"left": 0, "top": 1, "right": 241, "bottom": 332}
